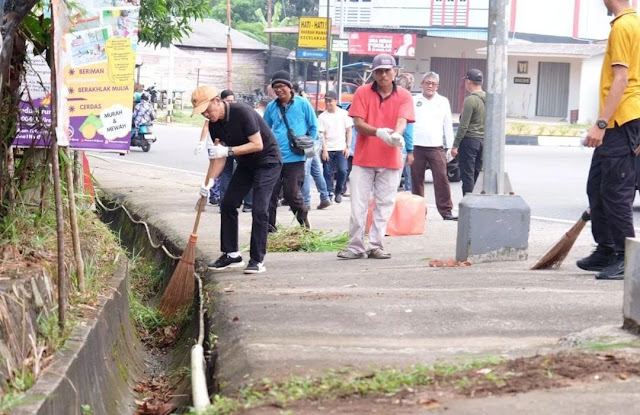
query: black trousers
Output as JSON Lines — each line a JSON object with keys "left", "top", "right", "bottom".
{"left": 221, "top": 162, "right": 282, "bottom": 263}
{"left": 269, "top": 161, "right": 308, "bottom": 229}
{"left": 587, "top": 120, "right": 640, "bottom": 254}
{"left": 458, "top": 137, "right": 483, "bottom": 195}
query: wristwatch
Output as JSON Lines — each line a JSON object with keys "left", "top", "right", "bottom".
{"left": 227, "top": 147, "right": 234, "bottom": 157}
{"left": 596, "top": 119, "right": 608, "bottom": 130}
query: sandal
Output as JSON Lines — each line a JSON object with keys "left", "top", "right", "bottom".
{"left": 368, "top": 248, "right": 391, "bottom": 259}
{"left": 337, "top": 250, "right": 367, "bottom": 259}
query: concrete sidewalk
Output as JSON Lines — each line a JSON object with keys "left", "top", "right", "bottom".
{"left": 90, "top": 155, "right": 637, "bottom": 413}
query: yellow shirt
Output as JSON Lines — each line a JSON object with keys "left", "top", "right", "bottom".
{"left": 600, "top": 8, "right": 640, "bottom": 128}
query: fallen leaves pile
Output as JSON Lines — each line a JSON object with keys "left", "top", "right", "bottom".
{"left": 428, "top": 258, "right": 472, "bottom": 267}
{"left": 134, "top": 375, "right": 177, "bottom": 415}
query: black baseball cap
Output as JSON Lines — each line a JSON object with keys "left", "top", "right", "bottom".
{"left": 324, "top": 91, "right": 338, "bottom": 100}
{"left": 465, "top": 69, "right": 483, "bottom": 83}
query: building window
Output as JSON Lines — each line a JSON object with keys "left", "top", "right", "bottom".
{"left": 432, "top": 0, "right": 468, "bottom": 27}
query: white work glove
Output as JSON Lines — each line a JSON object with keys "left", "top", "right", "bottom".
{"left": 445, "top": 148, "right": 454, "bottom": 163}
{"left": 375, "top": 127, "right": 394, "bottom": 145}
{"left": 390, "top": 132, "right": 405, "bottom": 149}
{"left": 199, "top": 178, "right": 214, "bottom": 198}
{"left": 194, "top": 141, "right": 205, "bottom": 155}
{"left": 207, "top": 145, "right": 229, "bottom": 159}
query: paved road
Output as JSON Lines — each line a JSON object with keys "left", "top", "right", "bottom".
{"left": 103, "top": 123, "right": 640, "bottom": 224}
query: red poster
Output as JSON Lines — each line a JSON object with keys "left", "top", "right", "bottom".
{"left": 348, "top": 32, "right": 416, "bottom": 57}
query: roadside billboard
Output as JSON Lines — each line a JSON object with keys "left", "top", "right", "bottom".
{"left": 348, "top": 32, "right": 416, "bottom": 57}
{"left": 14, "top": 0, "right": 139, "bottom": 152}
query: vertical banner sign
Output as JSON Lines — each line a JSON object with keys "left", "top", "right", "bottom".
{"left": 14, "top": 43, "right": 53, "bottom": 147}
{"left": 15, "top": 0, "right": 140, "bottom": 152}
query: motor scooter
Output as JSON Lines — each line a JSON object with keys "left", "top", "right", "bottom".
{"left": 130, "top": 123, "right": 156, "bottom": 152}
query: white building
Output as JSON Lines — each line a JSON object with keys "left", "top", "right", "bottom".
{"left": 319, "top": 0, "right": 627, "bottom": 123}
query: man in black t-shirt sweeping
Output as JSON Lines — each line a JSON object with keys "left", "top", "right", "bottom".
{"left": 192, "top": 85, "right": 282, "bottom": 274}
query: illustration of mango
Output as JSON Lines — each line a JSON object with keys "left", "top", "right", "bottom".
{"left": 82, "top": 124, "right": 97, "bottom": 139}
{"left": 79, "top": 113, "right": 103, "bottom": 140}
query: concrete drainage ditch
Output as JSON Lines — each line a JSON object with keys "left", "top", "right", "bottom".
{"left": 13, "top": 197, "right": 215, "bottom": 414}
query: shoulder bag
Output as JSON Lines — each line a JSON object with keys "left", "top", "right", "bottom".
{"left": 277, "top": 102, "right": 315, "bottom": 158}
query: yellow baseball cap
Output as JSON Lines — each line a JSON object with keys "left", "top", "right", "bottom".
{"left": 191, "top": 85, "right": 220, "bottom": 116}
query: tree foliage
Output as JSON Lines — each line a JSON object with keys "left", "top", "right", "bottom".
{"left": 209, "top": 0, "right": 301, "bottom": 49}
{"left": 0, "top": 0, "right": 213, "bottom": 210}
{"left": 139, "top": 0, "right": 212, "bottom": 47}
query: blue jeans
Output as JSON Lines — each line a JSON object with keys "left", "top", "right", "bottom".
{"left": 302, "top": 155, "right": 330, "bottom": 207}
{"left": 220, "top": 157, "right": 253, "bottom": 208}
{"left": 322, "top": 151, "right": 348, "bottom": 196}
{"left": 209, "top": 179, "right": 220, "bottom": 203}
{"left": 401, "top": 154, "right": 412, "bottom": 192}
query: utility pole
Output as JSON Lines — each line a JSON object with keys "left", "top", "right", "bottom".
{"left": 336, "top": 0, "right": 346, "bottom": 105}
{"left": 455, "top": 0, "right": 530, "bottom": 264}
{"left": 226, "top": 0, "right": 233, "bottom": 90}
{"left": 483, "top": 0, "right": 508, "bottom": 195}
{"left": 325, "top": 0, "right": 331, "bottom": 95}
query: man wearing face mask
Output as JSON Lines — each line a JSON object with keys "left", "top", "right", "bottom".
{"left": 192, "top": 86, "right": 282, "bottom": 274}
{"left": 338, "top": 54, "right": 415, "bottom": 260}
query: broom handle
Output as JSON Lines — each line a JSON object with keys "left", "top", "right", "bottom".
{"left": 193, "top": 146, "right": 221, "bottom": 235}
{"left": 193, "top": 196, "right": 206, "bottom": 234}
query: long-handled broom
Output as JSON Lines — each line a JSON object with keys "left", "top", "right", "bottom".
{"left": 158, "top": 193, "right": 207, "bottom": 317}
{"left": 530, "top": 209, "right": 590, "bottom": 270}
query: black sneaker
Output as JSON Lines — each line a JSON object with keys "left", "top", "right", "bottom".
{"left": 595, "top": 254, "right": 625, "bottom": 280}
{"left": 335, "top": 193, "right": 342, "bottom": 203}
{"left": 576, "top": 249, "right": 615, "bottom": 272}
{"left": 244, "top": 259, "right": 265, "bottom": 274}
{"left": 207, "top": 254, "right": 244, "bottom": 271}
{"left": 242, "top": 205, "right": 252, "bottom": 213}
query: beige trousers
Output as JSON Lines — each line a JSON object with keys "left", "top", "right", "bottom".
{"left": 347, "top": 165, "right": 401, "bottom": 254}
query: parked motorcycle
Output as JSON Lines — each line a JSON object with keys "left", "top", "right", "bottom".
{"left": 130, "top": 123, "right": 156, "bottom": 152}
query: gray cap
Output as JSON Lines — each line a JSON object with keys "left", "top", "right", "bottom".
{"left": 324, "top": 90, "right": 338, "bottom": 100}
{"left": 371, "top": 54, "right": 396, "bottom": 71}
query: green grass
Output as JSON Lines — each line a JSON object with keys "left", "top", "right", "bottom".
{"left": 157, "top": 109, "right": 206, "bottom": 128}
{"left": 0, "top": 392, "right": 45, "bottom": 412}
{"left": 127, "top": 253, "right": 190, "bottom": 344}
{"left": 580, "top": 340, "right": 640, "bottom": 351}
{"left": 195, "top": 357, "right": 502, "bottom": 414}
{"left": 266, "top": 227, "right": 348, "bottom": 253}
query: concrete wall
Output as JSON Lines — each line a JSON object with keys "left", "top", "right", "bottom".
{"left": 398, "top": 37, "right": 486, "bottom": 79}
{"left": 578, "top": 55, "right": 602, "bottom": 124}
{"left": 177, "top": 47, "right": 267, "bottom": 94}
{"left": 502, "top": 55, "right": 601, "bottom": 122}
{"left": 137, "top": 46, "right": 267, "bottom": 99}
{"left": 323, "top": 0, "right": 611, "bottom": 40}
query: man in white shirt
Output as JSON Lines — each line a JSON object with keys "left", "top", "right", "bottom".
{"left": 318, "top": 91, "right": 354, "bottom": 203}
{"left": 410, "top": 72, "right": 457, "bottom": 221}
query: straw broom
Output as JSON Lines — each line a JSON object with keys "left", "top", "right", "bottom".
{"left": 531, "top": 209, "right": 590, "bottom": 270}
{"left": 158, "top": 195, "right": 206, "bottom": 317}
{"left": 159, "top": 153, "right": 219, "bottom": 317}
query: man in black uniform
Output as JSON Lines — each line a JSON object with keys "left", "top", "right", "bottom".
{"left": 192, "top": 85, "right": 282, "bottom": 274}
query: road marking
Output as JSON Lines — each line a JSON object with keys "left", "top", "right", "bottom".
{"left": 91, "top": 155, "right": 205, "bottom": 176}
{"left": 87, "top": 164, "right": 640, "bottom": 233}
{"left": 433, "top": 204, "right": 640, "bottom": 232}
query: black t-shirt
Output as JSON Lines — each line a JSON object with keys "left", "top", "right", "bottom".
{"left": 208, "top": 102, "right": 281, "bottom": 166}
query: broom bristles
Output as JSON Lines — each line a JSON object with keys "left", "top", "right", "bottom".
{"left": 531, "top": 219, "right": 587, "bottom": 270}
{"left": 158, "top": 236, "right": 196, "bottom": 317}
